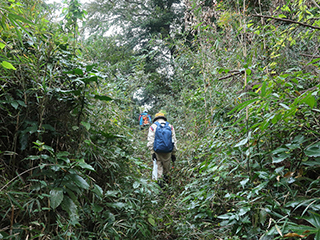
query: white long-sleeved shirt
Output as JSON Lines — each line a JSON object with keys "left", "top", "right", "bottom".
{"left": 147, "top": 119, "right": 177, "bottom": 154}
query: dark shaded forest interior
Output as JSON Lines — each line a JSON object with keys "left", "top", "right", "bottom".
{"left": 1, "top": 0, "right": 320, "bottom": 239}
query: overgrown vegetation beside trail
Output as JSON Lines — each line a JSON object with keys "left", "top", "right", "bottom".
{"left": 0, "top": 1, "right": 159, "bottom": 239}
{"left": 1, "top": 0, "right": 320, "bottom": 239}
{"left": 152, "top": 0, "right": 320, "bottom": 239}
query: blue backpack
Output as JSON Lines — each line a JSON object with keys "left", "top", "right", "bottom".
{"left": 153, "top": 121, "right": 174, "bottom": 153}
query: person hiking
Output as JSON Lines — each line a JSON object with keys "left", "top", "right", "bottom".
{"left": 147, "top": 112, "right": 177, "bottom": 187}
{"left": 139, "top": 110, "right": 152, "bottom": 130}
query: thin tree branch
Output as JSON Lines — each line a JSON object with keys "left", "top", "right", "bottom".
{"left": 218, "top": 71, "right": 243, "bottom": 80}
{"left": 311, "top": 0, "right": 320, "bottom": 10}
{"left": 300, "top": 53, "right": 320, "bottom": 58}
{"left": 301, "top": 85, "right": 319, "bottom": 93}
{"left": 252, "top": 14, "right": 320, "bottom": 30}
{"left": 0, "top": 164, "right": 54, "bottom": 192}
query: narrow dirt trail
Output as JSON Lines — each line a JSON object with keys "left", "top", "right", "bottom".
{"left": 132, "top": 124, "right": 194, "bottom": 239}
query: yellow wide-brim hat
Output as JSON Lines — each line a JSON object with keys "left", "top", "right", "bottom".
{"left": 153, "top": 112, "right": 167, "bottom": 122}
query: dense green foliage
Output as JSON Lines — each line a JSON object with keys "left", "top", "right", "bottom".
{"left": 0, "top": 1, "right": 158, "bottom": 239}
{"left": 1, "top": 0, "right": 320, "bottom": 239}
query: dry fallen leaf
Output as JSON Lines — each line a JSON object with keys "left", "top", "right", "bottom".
{"left": 284, "top": 171, "right": 295, "bottom": 178}
{"left": 283, "top": 232, "right": 305, "bottom": 238}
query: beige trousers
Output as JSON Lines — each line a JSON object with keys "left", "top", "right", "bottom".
{"left": 154, "top": 152, "right": 172, "bottom": 179}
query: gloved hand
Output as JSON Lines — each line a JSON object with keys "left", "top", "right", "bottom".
{"left": 152, "top": 153, "right": 156, "bottom": 160}
{"left": 171, "top": 155, "right": 176, "bottom": 163}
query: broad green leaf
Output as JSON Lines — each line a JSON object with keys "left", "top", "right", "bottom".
{"left": 272, "top": 148, "right": 290, "bottom": 163}
{"left": 272, "top": 147, "right": 288, "bottom": 154}
{"left": 70, "top": 174, "right": 90, "bottom": 190}
{"left": 77, "top": 159, "right": 95, "bottom": 171}
{"left": 56, "top": 151, "right": 69, "bottom": 158}
{"left": 0, "top": 42, "right": 5, "bottom": 49}
{"left": 86, "top": 65, "right": 94, "bottom": 71}
{"left": 105, "top": 190, "right": 119, "bottom": 197}
{"left": 83, "top": 76, "right": 97, "bottom": 84}
{"left": 50, "top": 188, "right": 64, "bottom": 209}
{"left": 73, "top": 68, "right": 84, "bottom": 75}
{"left": 217, "top": 212, "right": 234, "bottom": 220}
{"left": 239, "top": 207, "right": 250, "bottom": 216}
{"left": 94, "top": 95, "right": 112, "bottom": 101}
{"left": 65, "top": 188, "right": 78, "bottom": 204}
{"left": 42, "top": 145, "right": 54, "bottom": 153}
{"left": 42, "top": 124, "right": 55, "bottom": 131}
{"left": 108, "top": 202, "right": 126, "bottom": 209}
{"left": 72, "top": 126, "right": 79, "bottom": 130}
{"left": 260, "top": 209, "right": 267, "bottom": 225}
{"left": 148, "top": 217, "right": 156, "bottom": 226}
{"left": 272, "top": 152, "right": 290, "bottom": 163}
{"left": 260, "top": 81, "right": 266, "bottom": 97}
{"left": 252, "top": 182, "right": 268, "bottom": 193}
{"left": 61, "top": 196, "right": 79, "bottom": 224}
{"left": 271, "top": 114, "right": 281, "bottom": 124}
{"left": 181, "top": 195, "right": 192, "bottom": 202}
{"left": 293, "top": 135, "right": 305, "bottom": 144}
{"left": 11, "top": 101, "right": 18, "bottom": 109}
{"left": 1, "top": 61, "right": 16, "bottom": 70}
{"left": 25, "top": 154, "right": 49, "bottom": 160}
{"left": 283, "top": 108, "right": 297, "bottom": 119}
{"left": 71, "top": 78, "right": 84, "bottom": 85}
{"left": 278, "top": 14, "right": 287, "bottom": 18}
{"left": 285, "top": 143, "right": 300, "bottom": 150}
{"left": 305, "top": 143, "right": 320, "bottom": 157}
{"left": 92, "top": 184, "right": 103, "bottom": 197}
{"left": 286, "top": 223, "right": 316, "bottom": 235}
{"left": 92, "top": 203, "right": 103, "bottom": 213}
{"left": 303, "top": 95, "right": 316, "bottom": 108}
{"left": 57, "top": 156, "right": 70, "bottom": 164}
{"left": 33, "top": 140, "right": 44, "bottom": 146}
{"left": 257, "top": 171, "right": 269, "bottom": 179}
{"left": 305, "top": 211, "right": 320, "bottom": 228}
{"left": 81, "top": 121, "right": 91, "bottom": 130}
{"left": 301, "top": 160, "right": 320, "bottom": 166}
{"left": 25, "top": 155, "right": 42, "bottom": 160}
{"left": 133, "top": 181, "right": 140, "bottom": 189}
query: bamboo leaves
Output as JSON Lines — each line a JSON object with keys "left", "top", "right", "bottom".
{"left": 0, "top": 5, "right": 34, "bottom": 41}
